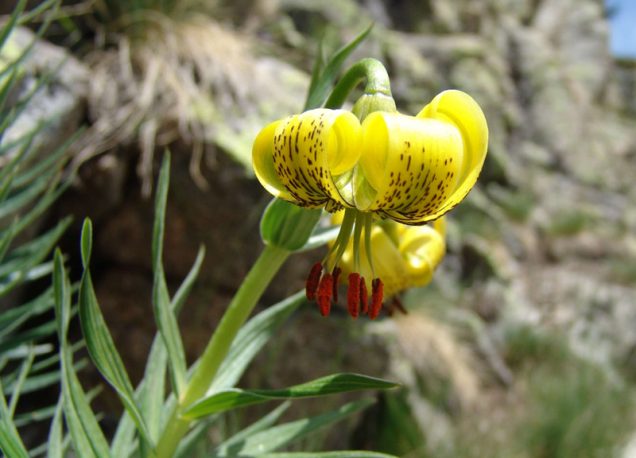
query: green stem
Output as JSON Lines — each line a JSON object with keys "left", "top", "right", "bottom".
{"left": 155, "top": 244, "right": 290, "bottom": 458}
{"left": 324, "top": 57, "right": 392, "bottom": 109}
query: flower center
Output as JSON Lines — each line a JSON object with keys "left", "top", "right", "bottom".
{"left": 304, "top": 208, "right": 384, "bottom": 319}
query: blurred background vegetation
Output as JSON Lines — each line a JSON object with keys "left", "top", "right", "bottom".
{"left": 2, "top": 0, "right": 636, "bottom": 456}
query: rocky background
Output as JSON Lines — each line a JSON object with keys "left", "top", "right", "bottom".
{"left": 7, "top": 0, "right": 636, "bottom": 455}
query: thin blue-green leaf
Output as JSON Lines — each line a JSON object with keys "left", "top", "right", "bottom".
{"left": 186, "top": 373, "right": 397, "bottom": 419}
{"left": 0, "top": 286, "right": 53, "bottom": 336}
{"left": 0, "top": 320, "right": 57, "bottom": 353}
{"left": 213, "top": 402, "right": 290, "bottom": 457}
{"left": 7, "top": 346, "right": 34, "bottom": 416}
{"left": 214, "top": 399, "right": 375, "bottom": 456}
{"left": 304, "top": 24, "right": 373, "bottom": 110}
{"left": 0, "top": 380, "right": 29, "bottom": 458}
{"left": 47, "top": 396, "right": 63, "bottom": 458}
{"left": 0, "top": 0, "right": 25, "bottom": 50}
{"left": 151, "top": 152, "right": 187, "bottom": 396}
{"left": 78, "top": 220, "right": 153, "bottom": 446}
{"left": 0, "top": 218, "right": 70, "bottom": 280}
{"left": 53, "top": 250, "right": 110, "bottom": 458}
{"left": 258, "top": 453, "right": 398, "bottom": 458}
{"left": 171, "top": 244, "right": 205, "bottom": 314}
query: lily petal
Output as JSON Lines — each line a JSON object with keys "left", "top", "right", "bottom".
{"left": 252, "top": 120, "right": 295, "bottom": 202}
{"left": 399, "top": 89, "right": 489, "bottom": 223}
{"left": 270, "top": 109, "right": 362, "bottom": 208}
{"left": 358, "top": 112, "right": 462, "bottom": 219}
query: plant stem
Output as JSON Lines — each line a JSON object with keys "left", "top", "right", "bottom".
{"left": 324, "top": 57, "right": 392, "bottom": 109}
{"left": 155, "top": 244, "right": 290, "bottom": 458}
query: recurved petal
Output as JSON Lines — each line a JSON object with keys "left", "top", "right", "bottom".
{"left": 358, "top": 112, "right": 463, "bottom": 216}
{"left": 398, "top": 218, "right": 446, "bottom": 285}
{"left": 271, "top": 109, "right": 362, "bottom": 208}
{"left": 252, "top": 120, "right": 296, "bottom": 202}
{"left": 402, "top": 89, "right": 488, "bottom": 223}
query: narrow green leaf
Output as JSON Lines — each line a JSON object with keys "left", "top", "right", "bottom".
{"left": 78, "top": 222, "right": 153, "bottom": 446}
{"left": 186, "top": 373, "right": 397, "bottom": 419}
{"left": 0, "top": 286, "right": 53, "bottom": 337}
{"left": 0, "top": 0, "right": 25, "bottom": 51}
{"left": 211, "top": 291, "right": 305, "bottom": 391}
{"left": 113, "top": 240, "right": 204, "bottom": 455}
{"left": 214, "top": 399, "right": 375, "bottom": 456}
{"left": 53, "top": 250, "right": 111, "bottom": 458}
{"left": 257, "top": 453, "right": 398, "bottom": 458}
{"left": 0, "top": 380, "right": 29, "bottom": 458}
{"left": 212, "top": 402, "right": 290, "bottom": 456}
{"left": 0, "top": 218, "right": 70, "bottom": 280}
{"left": 80, "top": 218, "right": 93, "bottom": 268}
{"left": 47, "top": 396, "right": 64, "bottom": 458}
{"left": 0, "top": 320, "right": 57, "bottom": 354}
{"left": 152, "top": 153, "right": 170, "bottom": 274}
{"left": 174, "top": 416, "right": 219, "bottom": 458}
{"left": 0, "top": 169, "right": 57, "bottom": 220}
{"left": 151, "top": 152, "right": 187, "bottom": 396}
{"left": 171, "top": 244, "right": 205, "bottom": 314}
{"left": 7, "top": 346, "right": 34, "bottom": 416}
{"left": 304, "top": 24, "right": 373, "bottom": 110}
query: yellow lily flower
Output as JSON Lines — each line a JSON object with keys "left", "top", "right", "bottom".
{"left": 253, "top": 89, "right": 487, "bottom": 318}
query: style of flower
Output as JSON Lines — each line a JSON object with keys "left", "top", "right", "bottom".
{"left": 252, "top": 89, "right": 488, "bottom": 318}
{"left": 332, "top": 216, "right": 446, "bottom": 319}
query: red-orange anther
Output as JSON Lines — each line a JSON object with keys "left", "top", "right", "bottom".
{"left": 316, "top": 273, "right": 333, "bottom": 316}
{"left": 369, "top": 278, "right": 384, "bottom": 320}
{"left": 332, "top": 267, "right": 342, "bottom": 303}
{"left": 347, "top": 273, "right": 361, "bottom": 318}
{"left": 305, "top": 262, "right": 322, "bottom": 301}
{"left": 360, "top": 276, "right": 368, "bottom": 315}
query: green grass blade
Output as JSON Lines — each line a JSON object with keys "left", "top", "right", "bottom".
{"left": 78, "top": 219, "right": 153, "bottom": 446}
{"left": 0, "top": 0, "right": 25, "bottom": 51}
{"left": 53, "top": 250, "right": 110, "bottom": 458}
{"left": 0, "top": 286, "right": 53, "bottom": 337}
{"left": 0, "top": 218, "right": 70, "bottom": 279}
{"left": 212, "top": 402, "right": 290, "bottom": 456}
{"left": 0, "top": 380, "right": 29, "bottom": 458}
{"left": 7, "top": 346, "right": 34, "bottom": 416}
{"left": 257, "top": 453, "right": 397, "bottom": 458}
{"left": 186, "top": 374, "right": 397, "bottom": 419}
{"left": 0, "top": 320, "right": 57, "bottom": 354}
{"left": 304, "top": 24, "right": 373, "bottom": 110}
{"left": 214, "top": 399, "right": 375, "bottom": 456}
{"left": 171, "top": 244, "right": 205, "bottom": 314}
{"left": 0, "top": 168, "right": 56, "bottom": 219}
{"left": 46, "top": 396, "right": 64, "bottom": 458}
{"left": 151, "top": 152, "right": 186, "bottom": 396}
{"left": 211, "top": 291, "right": 305, "bottom": 392}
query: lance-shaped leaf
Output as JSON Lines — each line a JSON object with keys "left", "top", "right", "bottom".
{"left": 185, "top": 373, "right": 397, "bottom": 419}
{"left": 53, "top": 250, "right": 110, "bottom": 458}
{"left": 212, "top": 399, "right": 376, "bottom": 456}
{"left": 151, "top": 152, "right": 187, "bottom": 396}
{"left": 78, "top": 219, "right": 153, "bottom": 446}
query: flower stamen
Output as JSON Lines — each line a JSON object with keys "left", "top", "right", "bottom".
{"left": 316, "top": 273, "right": 334, "bottom": 316}
{"left": 369, "top": 278, "right": 384, "bottom": 320}
{"left": 305, "top": 262, "right": 323, "bottom": 301}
